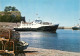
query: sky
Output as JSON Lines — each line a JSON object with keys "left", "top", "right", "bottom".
{"left": 0, "top": 0, "right": 80, "bottom": 27}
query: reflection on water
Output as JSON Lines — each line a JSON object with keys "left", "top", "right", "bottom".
{"left": 20, "top": 30, "right": 80, "bottom": 52}
{"left": 20, "top": 32, "right": 57, "bottom": 38}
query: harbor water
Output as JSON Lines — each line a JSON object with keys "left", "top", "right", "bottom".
{"left": 20, "top": 29, "right": 80, "bottom": 52}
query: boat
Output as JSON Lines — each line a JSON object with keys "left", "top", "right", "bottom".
{"left": 72, "top": 19, "right": 80, "bottom": 30}
{"left": 17, "top": 41, "right": 29, "bottom": 50}
{"left": 14, "top": 19, "right": 59, "bottom": 32}
{"left": 72, "top": 24, "right": 80, "bottom": 30}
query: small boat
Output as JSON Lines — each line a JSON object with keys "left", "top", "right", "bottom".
{"left": 72, "top": 19, "right": 80, "bottom": 30}
{"left": 14, "top": 19, "right": 59, "bottom": 33}
{"left": 17, "top": 41, "right": 29, "bottom": 50}
{"left": 72, "top": 25, "right": 80, "bottom": 30}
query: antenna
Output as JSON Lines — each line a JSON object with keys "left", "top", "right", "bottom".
{"left": 36, "top": 13, "right": 38, "bottom": 16}
{"left": 38, "top": 17, "right": 40, "bottom": 20}
{"left": 79, "top": 18, "right": 80, "bottom": 25}
{"left": 36, "top": 13, "right": 39, "bottom": 20}
{"left": 29, "top": 19, "right": 30, "bottom": 22}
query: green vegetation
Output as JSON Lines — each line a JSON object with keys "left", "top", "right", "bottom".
{"left": 0, "top": 6, "right": 22, "bottom": 22}
{"left": 0, "top": 14, "right": 21, "bottom": 22}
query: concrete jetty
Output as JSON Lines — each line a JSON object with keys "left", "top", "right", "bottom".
{"left": 58, "top": 26, "right": 72, "bottom": 29}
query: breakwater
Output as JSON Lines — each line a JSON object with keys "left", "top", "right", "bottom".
{"left": 58, "top": 26, "right": 72, "bottom": 29}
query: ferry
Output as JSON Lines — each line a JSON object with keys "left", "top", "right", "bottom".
{"left": 14, "top": 20, "right": 59, "bottom": 33}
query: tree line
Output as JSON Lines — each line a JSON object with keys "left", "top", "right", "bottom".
{"left": 4, "top": 6, "right": 18, "bottom": 12}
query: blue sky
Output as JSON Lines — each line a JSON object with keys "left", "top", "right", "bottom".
{"left": 0, "top": 0, "right": 80, "bottom": 27}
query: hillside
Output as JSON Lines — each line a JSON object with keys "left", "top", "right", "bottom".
{"left": 0, "top": 11, "right": 22, "bottom": 22}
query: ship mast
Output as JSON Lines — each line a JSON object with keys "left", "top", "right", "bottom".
{"left": 36, "top": 13, "right": 40, "bottom": 20}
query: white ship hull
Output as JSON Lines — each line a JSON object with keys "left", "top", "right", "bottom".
{"left": 14, "top": 20, "right": 59, "bottom": 32}
{"left": 14, "top": 24, "right": 59, "bottom": 33}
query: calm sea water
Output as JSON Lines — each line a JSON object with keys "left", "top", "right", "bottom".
{"left": 20, "top": 29, "right": 80, "bottom": 52}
